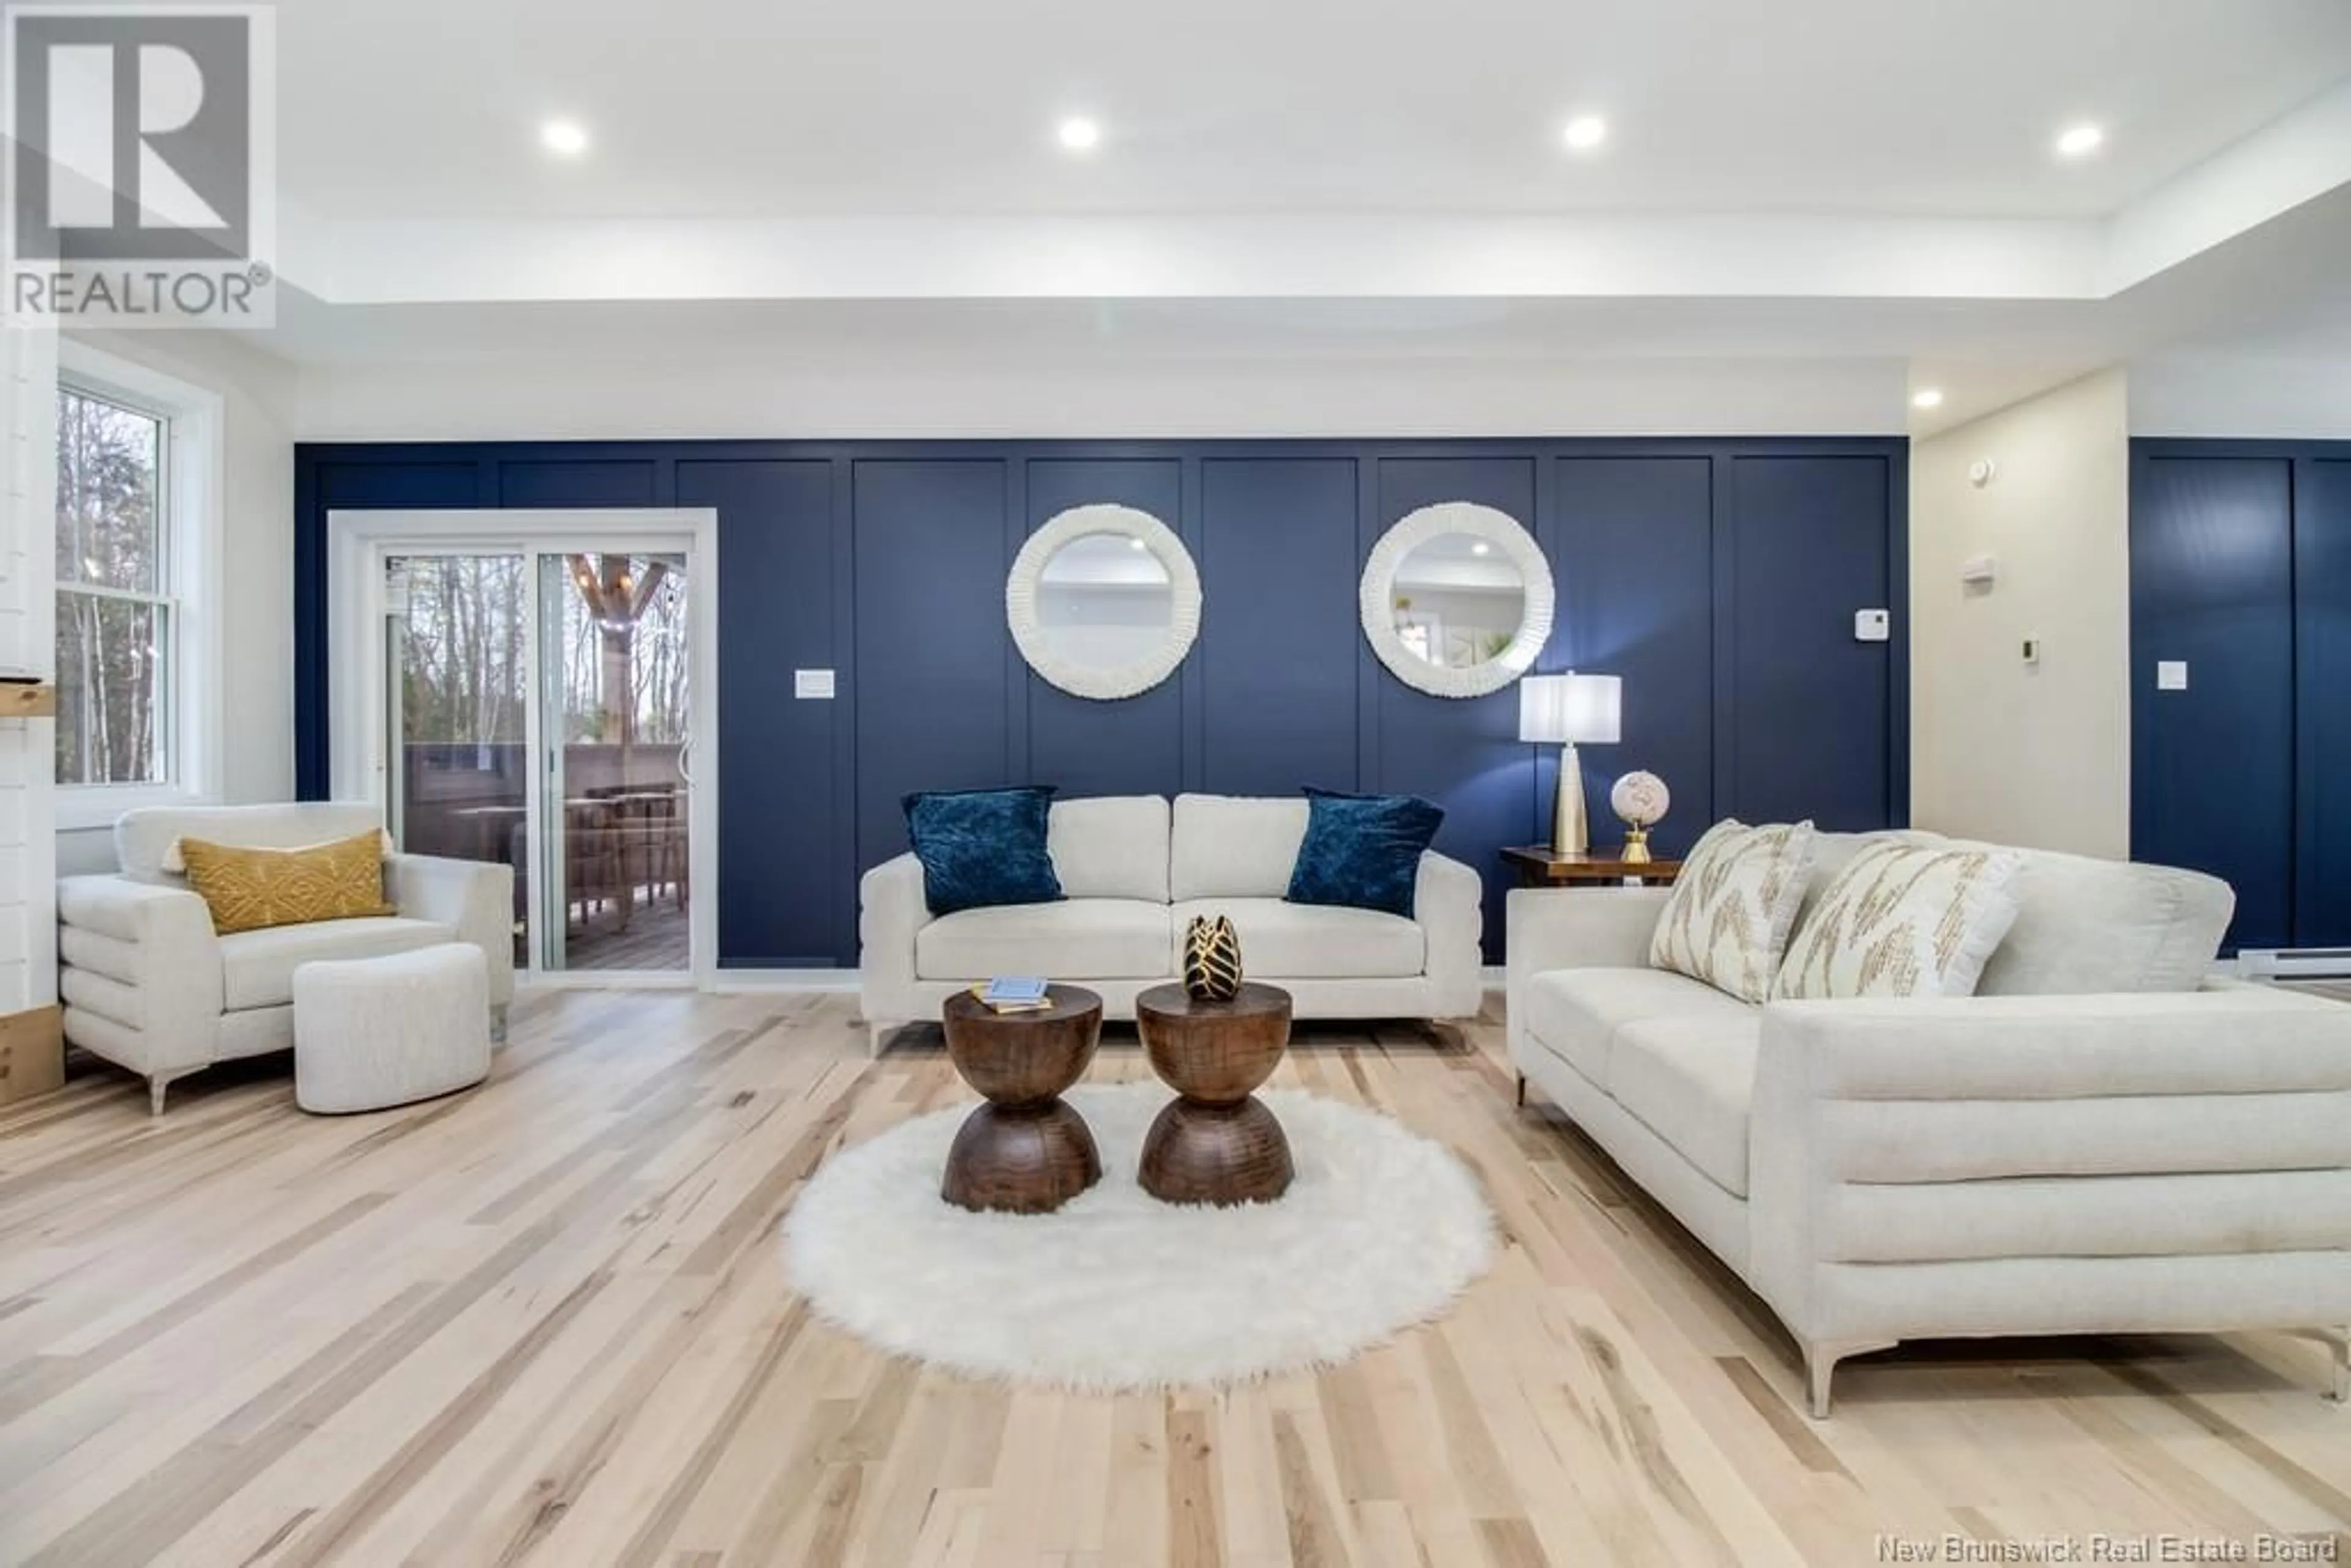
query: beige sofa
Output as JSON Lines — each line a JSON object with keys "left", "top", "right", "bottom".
{"left": 58, "top": 803, "right": 515, "bottom": 1113}
{"left": 1508, "top": 830, "right": 2351, "bottom": 1416}
{"left": 860, "top": 793, "right": 1483, "bottom": 1048}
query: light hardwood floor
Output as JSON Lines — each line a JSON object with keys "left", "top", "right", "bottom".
{"left": 1, "top": 989, "right": 2345, "bottom": 1567}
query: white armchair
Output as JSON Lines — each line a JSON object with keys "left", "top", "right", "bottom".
{"left": 58, "top": 803, "right": 514, "bottom": 1114}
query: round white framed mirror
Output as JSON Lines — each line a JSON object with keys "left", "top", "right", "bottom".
{"left": 1360, "top": 501, "right": 1554, "bottom": 699}
{"left": 1007, "top": 503, "right": 1202, "bottom": 700}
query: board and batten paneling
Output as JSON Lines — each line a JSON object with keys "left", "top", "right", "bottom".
{"left": 851, "top": 458, "right": 1014, "bottom": 878}
{"left": 677, "top": 458, "right": 842, "bottom": 967}
{"left": 296, "top": 438, "right": 1909, "bottom": 969}
{"left": 2130, "top": 447, "right": 2300, "bottom": 953}
{"left": 1726, "top": 453, "right": 1901, "bottom": 830}
{"left": 1197, "top": 457, "right": 1360, "bottom": 796}
{"left": 1545, "top": 456, "right": 1718, "bottom": 858}
{"left": 2296, "top": 458, "right": 2351, "bottom": 950}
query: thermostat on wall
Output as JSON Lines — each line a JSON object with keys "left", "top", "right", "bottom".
{"left": 1854, "top": 609, "right": 1891, "bottom": 643}
{"left": 794, "top": 669, "right": 836, "bottom": 699}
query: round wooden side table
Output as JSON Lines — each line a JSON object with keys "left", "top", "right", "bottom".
{"left": 1134, "top": 981, "right": 1294, "bottom": 1206}
{"left": 940, "top": 985, "right": 1104, "bottom": 1214}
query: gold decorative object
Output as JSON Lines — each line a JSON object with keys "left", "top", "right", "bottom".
{"left": 1610, "top": 771, "right": 1671, "bottom": 864}
{"left": 1182, "top": 915, "right": 1243, "bottom": 1003}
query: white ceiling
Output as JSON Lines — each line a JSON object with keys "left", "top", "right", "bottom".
{"left": 276, "top": 0, "right": 2351, "bottom": 219}
{"left": 224, "top": 0, "right": 2351, "bottom": 437}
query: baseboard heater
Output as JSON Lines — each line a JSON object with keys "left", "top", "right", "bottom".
{"left": 2237, "top": 948, "right": 2351, "bottom": 980}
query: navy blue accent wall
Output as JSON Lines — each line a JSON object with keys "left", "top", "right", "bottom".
{"left": 2130, "top": 439, "right": 2351, "bottom": 954}
{"left": 294, "top": 438, "right": 1909, "bottom": 969}
{"left": 2298, "top": 457, "right": 2351, "bottom": 950}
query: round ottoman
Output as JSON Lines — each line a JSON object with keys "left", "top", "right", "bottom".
{"left": 293, "top": 944, "right": 492, "bottom": 1114}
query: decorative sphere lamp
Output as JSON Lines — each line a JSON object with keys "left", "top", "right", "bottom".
{"left": 1610, "top": 771, "right": 1671, "bottom": 864}
{"left": 1518, "top": 673, "right": 1621, "bottom": 856}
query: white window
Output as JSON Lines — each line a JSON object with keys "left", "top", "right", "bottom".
{"left": 53, "top": 343, "right": 222, "bottom": 828}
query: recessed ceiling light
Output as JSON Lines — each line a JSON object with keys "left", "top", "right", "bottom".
{"left": 2055, "top": 124, "right": 2104, "bottom": 159}
{"left": 1913, "top": 388, "right": 1946, "bottom": 410}
{"left": 1057, "top": 116, "right": 1102, "bottom": 152}
{"left": 1562, "top": 115, "right": 1608, "bottom": 152}
{"left": 539, "top": 118, "right": 589, "bottom": 157}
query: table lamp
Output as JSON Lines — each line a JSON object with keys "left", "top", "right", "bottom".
{"left": 1518, "top": 673, "right": 1621, "bottom": 855}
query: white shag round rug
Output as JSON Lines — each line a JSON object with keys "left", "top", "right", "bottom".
{"left": 782, "top": 1081, "right": 1496, "bottom": 1390}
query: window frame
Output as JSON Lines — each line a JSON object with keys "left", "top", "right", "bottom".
{"left": 53, "top": 340, "right": 224, "bottom": 832}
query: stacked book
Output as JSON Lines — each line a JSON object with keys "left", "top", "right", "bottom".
{"left": 969, "top": 977, "right": 1053, "bottom": 1015}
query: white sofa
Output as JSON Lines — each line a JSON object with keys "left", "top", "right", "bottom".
{"left": 860, "top": 793, "right": 1482, "bottom": 1047}
{"left": 1508, "top": 829, "right": 2351, "bottom": 1417}
{"left": 58, "top": 803, "right": 516, "bottom": 1114}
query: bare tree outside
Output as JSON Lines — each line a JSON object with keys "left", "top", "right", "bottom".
{"left": 55, "top": 388, "right": 170, "bottom": 787}
{"left": 559, "top": 554, "right": 689, "bottom": 745}
{"left": 396, "top": 556, "right": 528, "bottom": 748}
{"left": 392, "top": 553, "right": 689, "bottom": 751}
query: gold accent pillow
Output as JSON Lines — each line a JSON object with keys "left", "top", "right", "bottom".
{"left": 178, "top": 830, "right": 398, "bottom": 935}
{"left": 1777, "top": 839, "right": 2023, "bottom": 1000}
{"left": 1648, "top": 819, "right": 1817, "bottom": 1003}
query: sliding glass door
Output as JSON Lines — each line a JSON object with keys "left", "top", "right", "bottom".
{"left": 375, "top": 538, "right": 697, "bottom": 978}
{"left": 537, "top": 552, "right": 692, "bottom": 972}
{"left": 384, "top": 552, "right": 530, "bottom": 967}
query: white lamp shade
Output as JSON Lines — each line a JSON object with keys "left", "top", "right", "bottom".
{"left": 1518, "top": 672, "right": 1621, "bottom": 745}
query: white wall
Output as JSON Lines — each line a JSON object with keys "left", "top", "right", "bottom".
{"left": 1, "top": 325, "right": 60, "bottom": 1014}
{"left": 1910, "top": 367, "right": 2131, "bottom": 857}
{"left": 293, "top": 354, "right": 1907, "bottom": 441}
{"left": 55, "top": 330, "right": 298, "bottom": 876}
{"left": 2129, "top": 353, "right": 2351, "bottom": 439}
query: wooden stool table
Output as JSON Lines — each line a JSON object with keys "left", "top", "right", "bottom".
{"left": 940, "top": 986, "right": 1104, "bottom": 1214}
{"left": 1134, "top": 981, "right": 1294, "bottom": 1206}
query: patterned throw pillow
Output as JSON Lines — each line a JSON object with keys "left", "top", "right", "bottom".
{"left": 1648, "top": 820, "right": 1817, "bottom": 1003}
{"left": 1776, "top": 839, "right": 2023, "bottom": 1000}
{"left": 178, "top": 830, "right": 399, "bottom": 935}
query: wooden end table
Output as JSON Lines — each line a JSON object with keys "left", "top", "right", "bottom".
{"left": 1134, "top": 982, "right": 1294, "bottom": 1206}
{"left": 1501, "top": 846, "right": 1683, "bottom": 890}
{"left": 940, "top": 985, "right": 1104, "bottom": 1214}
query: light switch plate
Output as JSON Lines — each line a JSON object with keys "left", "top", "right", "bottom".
{"left": 2156, "top": 661, "right": 2189, "bottom": 691}
{"left": 1853, "top": 609, "right": 1891, "bottom": 643}
{"left": 793, "top": 669, "right": 836, "bottom": 699}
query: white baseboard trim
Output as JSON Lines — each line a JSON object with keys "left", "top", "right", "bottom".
{"left": 2237, "top": 949, "right": 2351, "bottom": 981}
{"left": 711, "top": 967, "right": 1507, "bottom": 996}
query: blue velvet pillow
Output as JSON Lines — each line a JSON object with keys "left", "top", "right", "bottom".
{"left": 1284, "top": 786, "right": 1445, "bottom": 918}
{"left": 902, "top": 787, "right": 1063, "bottom": 915}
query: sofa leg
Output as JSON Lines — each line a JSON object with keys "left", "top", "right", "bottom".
{"left": 1802, "top": 1338, "right": 1895, "bottom": 1420}
{"left": 1514, "top": 1072, "right": 1526, "bottom": 1108}
{"left": 148, "top": 1076, "right": 170, "bottom": 1118}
